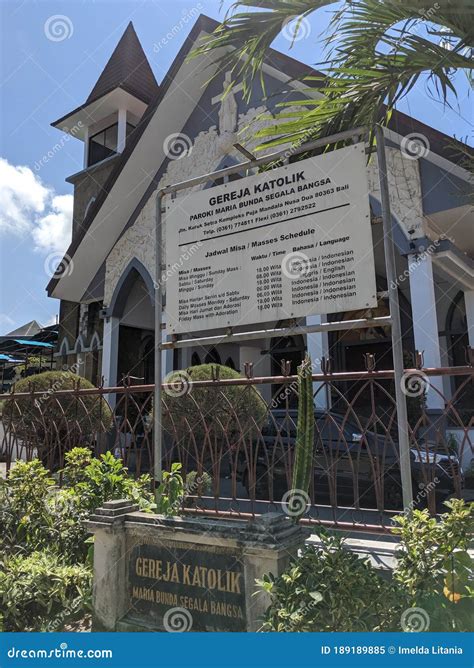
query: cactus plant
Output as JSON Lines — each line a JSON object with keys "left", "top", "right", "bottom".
{"left": 289, "top": 355, "right": 314, "bottom": 520}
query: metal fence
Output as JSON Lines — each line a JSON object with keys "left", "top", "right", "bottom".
{"left": 1, "top": 365, "right": 472, "bottom": 532}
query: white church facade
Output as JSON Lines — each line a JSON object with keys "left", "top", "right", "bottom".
{"left": 47, "top": 15, "right": 473, "bottom": 419}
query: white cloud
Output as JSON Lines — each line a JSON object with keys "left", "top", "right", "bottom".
{"left": 32, "top": 194, "right": 74, "bottom": 253}
{"left": 0, "top": 157, "right": 72, "bottom": 254}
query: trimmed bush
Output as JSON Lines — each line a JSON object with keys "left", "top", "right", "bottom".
{"left": 162, "top": 364, "right": 267, "bottom": 443}
{"left": 3, "top": 371, "right": 113, "bottom": 461}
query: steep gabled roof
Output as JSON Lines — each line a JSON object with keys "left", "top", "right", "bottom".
{"left": 6, "top": 320, "right": 42, "bottom": 337}
{"left": 86, "top": 22, "right": 159, "bottom": 105}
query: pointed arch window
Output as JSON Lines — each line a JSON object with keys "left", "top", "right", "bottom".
{"left": 224, "top": 356, "right": 236, "bottom": 370}
{"left": 191, "top": 352, "right": 201, "bottom": 366}
{"left": 205, "top": 348, "right": 221, "bottom": 365}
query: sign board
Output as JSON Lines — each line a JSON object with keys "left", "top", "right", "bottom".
{"left": 165, "top": 143, "right": 376, "bottom": 334}
{"left": 129, "top": 541, "right": 246, "bottom": 632}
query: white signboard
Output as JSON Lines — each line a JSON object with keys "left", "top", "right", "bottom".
{"left": 165, "top": 143, "right": 377, "bottom": 334}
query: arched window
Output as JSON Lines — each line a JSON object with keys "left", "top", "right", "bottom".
{"left": 191, "top": 352, "right": 201, "bottom": 366}
{"left": 205, "top": 347, "right": 221, "bottom": 364}
{"left": 224, "top": 356, "right": 236, "bottom": 370}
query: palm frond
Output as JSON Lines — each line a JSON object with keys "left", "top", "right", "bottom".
{"left": 190, "top": 0, "right": 473, "bottom": 150}
{"left": 190, "top": 1, "right": 331, "bottom": 98}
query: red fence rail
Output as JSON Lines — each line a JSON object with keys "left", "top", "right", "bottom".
{"left": 1, "top": 366, "right": 472, "bottom": 531}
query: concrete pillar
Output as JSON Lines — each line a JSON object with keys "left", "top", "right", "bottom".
{"left": 117, "top": 109, "right": 127, "bottom": 153}
{"left": 305, "top": 314, "right": 329, "bottom": 410}
{"left": 464, "top": 290, "right": 474, "bottom": 347}
{"left": 407, "top": 253, "right": 444, "bottom": 411}
{"left": 87, "top": 500, "right": 138, "bottom": 631}
{"left": 101, "top": 316, "right": 119, "bottom": 404}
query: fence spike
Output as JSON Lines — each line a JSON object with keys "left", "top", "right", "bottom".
{"left": 320, "top": 356, "right": 332, "bottom": 375}
{"left": 415, "top": 350, "right": 424, "bottom": 370}
{"left": 244, "top": 362, "right": 254, "bottom": 379}
{"left": 466, "top": 346, "right": 474, "bottom": 368}
{"left": 364, "top": 353, "right": 376, "bottom": 372}
{"left": 280, "top": 359, "right": 291, "bottom": 376}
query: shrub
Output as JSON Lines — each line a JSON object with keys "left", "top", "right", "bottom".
{"left": 3, "top": 371, "right": 113, "bottom": 463}
{"left": 0, "top": 550, "right": 91, "bottom": 631}
{"left": 162, "top": 364, "right": 267, "bottom": 444}
{"left": 154, "top": 463, "right": 213, "bottom": 516}
{"left": 72, "top": 450, "right": 155, "bottom": 514}
{"left": 0, "top": 459, "right": 56, "bottom": 555}
{"left": 0, "top": 451, "right": 155, "bottom": 563}
{"left": 0, "top": 450, "right": 158, "bottom": 631}
{"left": 258, "top": 532, "right": 404, "bottom": 632}
{"left": 392, "top": 499, "right": 474, "bottom": 631}
{"left": 259, "top": 501, "right": 474, "bottom": 633}
{"left": 61, "top": 446, "right": 94, "bottom": 485}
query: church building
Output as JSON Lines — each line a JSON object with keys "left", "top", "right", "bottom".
{"left": 46, "top": 15, "right": 473, "bottom": 418}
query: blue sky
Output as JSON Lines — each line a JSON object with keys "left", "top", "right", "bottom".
{"left": 0, "top": 0, "right": 472, "bottom": 334}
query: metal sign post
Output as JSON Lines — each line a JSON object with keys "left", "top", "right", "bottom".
{"left": 154, "top": 125, "right": 413, "bottom": 509}
{"left": 375, "top": 124, "right": 413, "bottom": 509}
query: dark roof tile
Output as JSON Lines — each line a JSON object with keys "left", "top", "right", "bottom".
{"left": 86, "top": 22, "right": 159, "bottom": 105}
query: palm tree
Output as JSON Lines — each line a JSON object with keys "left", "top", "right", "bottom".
{"left": 193, "top": 0, "right": 473, "bottom": 149}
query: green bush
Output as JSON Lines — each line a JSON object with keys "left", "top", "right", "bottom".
{"left": 72, "top": 450, "right": 155, "bottom": 514}
{"left": 258, "top": 532, "right": 404, "bottom": 632}
{"left": 3, "top": 372, "right": 113, "bottom": 457}
{"left": 0, "top": 550, "right": 91, "bottom": 631}
{"left": 0, "top": 451, "right": 155, "bottom": 563}
{"left": 0, "top": 450, "right": 158, "bottom": 631}
{"left": 0, "top": 459, "right": 56, "bottom": 555}
{"left": 259, "top": 500, "right": 474, "bottom": 633}
{"left": 154, "top": 463, "right": 213, "bottom": 516}
{"left": 392, "top": 499, "right": 474, "bottom": 631}
{"left": 162, "top": 364, "right": 267, "bottom": 443}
